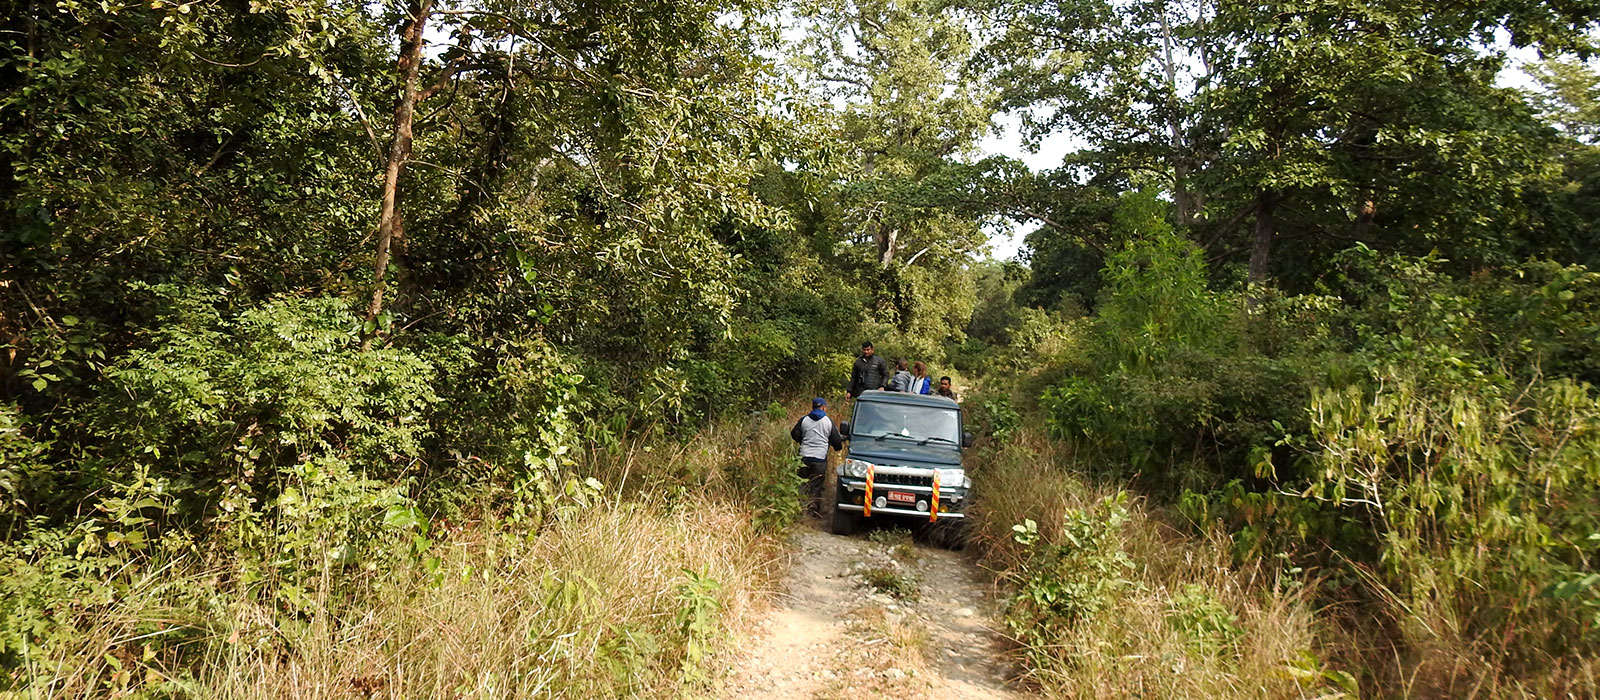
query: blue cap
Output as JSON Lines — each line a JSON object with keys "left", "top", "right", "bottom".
{"left": 812, "top": 397, "right": 828, "bottom": 408}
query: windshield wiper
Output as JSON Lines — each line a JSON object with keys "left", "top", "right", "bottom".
{"left": 918, "top": 435, "right": 958, "bottom": 445}
{"left": 869, "top": 432, "right": 919, "bottom": 442}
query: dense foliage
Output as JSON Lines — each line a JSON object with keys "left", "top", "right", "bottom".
{"left": 8, "top": 0, "right": 1600, "bottom": 696}
{"left": 0, "top": 0, "right": 990, "bottom": 693}
{"left": 947, "top": 1, "right": 1600, "bottom": 695}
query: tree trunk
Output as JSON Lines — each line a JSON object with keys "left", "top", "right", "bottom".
{"left": 361, "top": 0, "right": 432, "bottom": 351}
{"left": 1248, "top": 189, "right": 1277, "bottom": 288}
{"left": 1157, "top": 5, "right": 1198, "bottom": 228}
{"left": 878, "top": 225, "right": 898, "bottom": 267}
{"left": 1172, "top": 162, "right": 1196, "bottom": 227}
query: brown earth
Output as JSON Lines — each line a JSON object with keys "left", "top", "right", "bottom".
{"left": 716, "top": 522, "right": 1034, "bottom": 700}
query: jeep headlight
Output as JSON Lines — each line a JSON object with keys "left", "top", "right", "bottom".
{"left": 840, "top": 458, "right": 873, "bottom": 479}
{"left": 936, "top": 468, "right": 971, "bottom": 489}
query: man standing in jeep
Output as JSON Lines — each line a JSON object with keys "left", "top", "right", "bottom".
{"left": 791, "top": 397, "right": 844, "bottom": 514}
{"left": 849, "top": 341, "right": 888, "bottom": 399}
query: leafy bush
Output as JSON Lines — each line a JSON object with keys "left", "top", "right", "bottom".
{"left": 1039, "top": 192, "right": 1302, "bottom": 483}
{"left": 0, "top": 290, "right": 453, "bottom": 669}
{"left": 969, "top": 432, "right": 1348, "bottom": 699}
{"left": 966, "top": 391, "right": 1021, "bottom": 441}
{"left": 1166, "top": 583, "right": 1244, "bottom": 657}
{"left": 0, "top": 404, "right": 47, "bottom": 533}
{"left": 1042, "top": 239, "right": 1600, "bottom": 690}
{"left": 1004, "top": 493, "right": 1136, "bottom": 652}
{"left": 1291, "top": 365, "right": 1600, "bottom": 663}
{"left": 84, "top": 289, "right": 438, "bottom": 558}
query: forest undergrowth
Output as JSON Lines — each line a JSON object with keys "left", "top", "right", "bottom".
{"left": 967, "top": 430, "right": 1341, "bottom": 699}
{"left": 955, "top": 192, "right": 1600, "bottom": 699}
{"left": 966, "top": 423, "right": 1600, "bottom": 700}
{"left": 3, "top": 408, "right": 804, "bottom": 699}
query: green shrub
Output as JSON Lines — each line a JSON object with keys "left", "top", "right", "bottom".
{"left": 0, "top": 403, "right": 47, "bottom": 534}
{"left": 1038, "top": 194, "right": 1247, "bottom": 479}
{"left": 1166, "top": 583, "right": 1244, "bottom": 657}
{"left": 0, "top": 289, "right": 455, "bottom": 668}
{"left": 1291, "top": 365, "right": 1600, "bottom": 660}
{"left": 1004, "top": 493, "right": 1136, "bottom": 653}
{"left": 861, "top": 564, "right": 920, "bottom": 601}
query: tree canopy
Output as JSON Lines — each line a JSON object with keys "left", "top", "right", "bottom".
{"left": 8, "top": 0, "right": 1600, "bottom": 695}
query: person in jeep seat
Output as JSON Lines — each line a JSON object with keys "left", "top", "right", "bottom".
{"left": 909, "top": 361, "right": 932, "bottom": 395}
{"left": 848, "top": 341, "right": 888, "bottom": 398}
{"left": 790, "top": 397, "right": 844, "bottom": 514}
{"left": 936, "top": 376, "right": 958, "bottom": 401}
{"left": 887, "top": 358, "right": 912, "bottom": 392}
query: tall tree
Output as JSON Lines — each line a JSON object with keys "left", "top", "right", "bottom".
{"left": 794, "top": 0, "right": 996, "bottom": 269}
{"left": 962, "top": 0, "right": 1600, "bottom": 289}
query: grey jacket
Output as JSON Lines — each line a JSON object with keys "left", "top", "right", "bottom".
{"left": 888, "top": 370, "right": 913, "bottom": 392}
{"left": 791, "top": 413, "right": 845, "bottom": 460}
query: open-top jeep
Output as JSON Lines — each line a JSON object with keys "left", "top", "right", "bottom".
{"left": 831, "top": 390, "right": 972, "bottom": 539}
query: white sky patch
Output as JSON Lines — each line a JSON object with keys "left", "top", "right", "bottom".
{"left": 975, "top": 113, "right": 1083, "bottom": 261}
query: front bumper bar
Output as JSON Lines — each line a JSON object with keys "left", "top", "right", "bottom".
{"left": 837, "top": 503, "right": 965, "bottom": 519}
{"left": 837, "top": 476, "right": 967, "bottom": 519}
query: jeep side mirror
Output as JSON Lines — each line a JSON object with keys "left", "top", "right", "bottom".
{"left": 840, "top": 421, "right": 851, "bottom": 438}
{"left": 961, "top": 431, "right": 973, "bottom": 448}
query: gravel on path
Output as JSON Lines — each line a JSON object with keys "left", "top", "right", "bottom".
{"left": 716, "top": 523, "right": 1032, "bottom": 700}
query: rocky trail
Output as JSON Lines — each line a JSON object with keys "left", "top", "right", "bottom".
{"left": 717, "top": 522, "right": 1033, "bottom": 700}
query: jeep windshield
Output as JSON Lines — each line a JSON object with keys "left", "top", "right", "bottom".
{"left": 852, "top": 402, "right": 960, "bottom": 446}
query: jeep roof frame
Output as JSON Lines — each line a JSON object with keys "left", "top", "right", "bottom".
{"left": 851, "top": 389, "right": 959, "bottom": 409}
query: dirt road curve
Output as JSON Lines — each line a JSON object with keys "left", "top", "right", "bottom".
{"left": 717, "top": 524, "right": 1032, "bottom": 700}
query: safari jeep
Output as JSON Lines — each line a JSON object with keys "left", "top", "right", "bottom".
{"left": 831, "top": 390, "right": 972, "bottom": 539}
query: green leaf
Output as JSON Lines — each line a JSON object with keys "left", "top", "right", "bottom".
{"left": 383, "top": 505, "right": 421, "bottom": 530}
{"left": 1323, "top": 669, "right": 1359, "bottom": 694}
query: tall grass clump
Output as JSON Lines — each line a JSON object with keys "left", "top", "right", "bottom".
{"left": 2, "top": 403, "right": 804, "bottom": 699}
{"left": 967, "top": 431, "right": 1350, "bottom": 699}
{"left": 202, "top": 494, "right": 771, "bottom": 700}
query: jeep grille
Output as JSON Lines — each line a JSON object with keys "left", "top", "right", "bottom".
{"left": 873, "top": 472, "right": 934, "bottom": 488}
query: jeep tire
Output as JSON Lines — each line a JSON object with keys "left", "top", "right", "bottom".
{"left": 829, "top": 502, "right": 861, "bottom": 535}
{"left": 824, "top": 466, "right": 859, "bottom": 535}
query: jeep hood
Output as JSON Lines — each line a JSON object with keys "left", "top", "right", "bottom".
{"left": 846, "top": 442, "right": 962, "bottom": 467}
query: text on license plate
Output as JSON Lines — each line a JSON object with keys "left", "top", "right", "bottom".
{"left": 887, "top": 491, "right": 916, "bottom": 504}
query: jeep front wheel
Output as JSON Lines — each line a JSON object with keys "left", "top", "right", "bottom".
{"left": 829, "top": 504, "right": 860, "bottom": 535}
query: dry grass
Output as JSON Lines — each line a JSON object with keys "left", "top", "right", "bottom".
{"left": 966, "top": 428, "right": 1600, "bottom": 699}
{"left": 201, "top": 494, "right": 777, "bottom": 700}
{"left": 21, "top": 495, "right": 780, "bottom": 700}
{"left": 15, "top": 410, "right": 800, "bottom": 700}
{"left": 967, "top": 431, "right": 1340, "bottom": 700}
{"left": 579, "top": 406, "right": 799, "bottom": 498}
{"left": 1320, "top": 580, "right": 1600, "bottom": 700}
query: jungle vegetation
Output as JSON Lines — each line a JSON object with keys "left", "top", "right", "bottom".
{"left": 5, "top": 0, "right": 1600, "bottom": 696}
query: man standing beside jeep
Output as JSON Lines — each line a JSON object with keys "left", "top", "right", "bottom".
{"left": 790, "top": 397, "right": 844, "bottom": 514}
{"left": 848, "top": 341, "right": 888, "bottom": 398}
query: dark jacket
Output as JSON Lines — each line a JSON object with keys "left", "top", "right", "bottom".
{"left": 849, "top": 354, "right": 889, "bottom": 397}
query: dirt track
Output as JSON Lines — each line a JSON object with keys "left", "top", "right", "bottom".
{"left": 716, "top": 523, "right": 1032, "bottom": 700}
